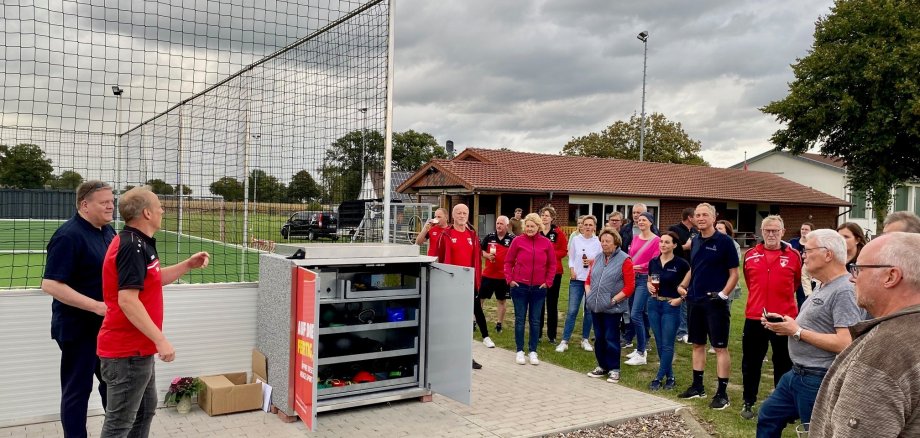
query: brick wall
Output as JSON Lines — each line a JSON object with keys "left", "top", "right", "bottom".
{"left": 659, "top": 200, "right": 701, "bottom": 228}
{"left": 531, "top": 195, "right": 571, "bottom": 226}
{"left": 777, "top": 205, "right": 840, "bottom": 238}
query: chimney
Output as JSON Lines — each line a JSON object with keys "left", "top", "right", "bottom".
{"left": 446, "top": 140, "right": 454, "bottom": 155}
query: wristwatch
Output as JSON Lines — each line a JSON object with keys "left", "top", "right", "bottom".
{"left": 792, "top": 327, "right": 803, "bottom": 342}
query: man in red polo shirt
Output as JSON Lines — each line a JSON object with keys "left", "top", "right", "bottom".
{"left": 97, "top": 187, "right": 209, "bottom": 437}
{"left": 437, "top": 203, "right": 484, "bottom": 369}
{"left": 415, "top": 207, "right": 448, "bottom": 256}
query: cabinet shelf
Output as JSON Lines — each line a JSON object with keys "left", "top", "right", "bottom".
{"left": 317, "top": 346, "right": 419, "bottom": 366}
{"left": 319, "top": 319, "right": 419, "bottom": 335}
{"left": 317, "top": 375, "right": 418, "bottom": 398}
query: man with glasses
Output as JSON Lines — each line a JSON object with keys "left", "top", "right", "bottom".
{"left": 41, "top": 180, "right": 116, "bottom": 438}
{"left": 739, "top": 216, "right": 802, "bottom": 420}
{"left": 756, "top": 229, "right": 863, "bottom": 437}
{"left": 810, "top": 232, "right": 920, "bottom": 437}
{"left": 606, "top": 211, "right": 624, "bottom": 233}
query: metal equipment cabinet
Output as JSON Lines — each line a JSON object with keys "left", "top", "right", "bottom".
{"left": 257, "top": 244, "right": 472, "bottom": 430}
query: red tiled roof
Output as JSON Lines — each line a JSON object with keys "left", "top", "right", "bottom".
{"left": 800, "top": 152, "right": 846, "bottom": 169}
{"left": 399, "top": 148, "right": 849, "bottom": 207}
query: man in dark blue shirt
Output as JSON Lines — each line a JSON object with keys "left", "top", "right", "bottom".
{"left": 42, "top": 180, "right": 116, "bottom": 438}
{"left": 676, "top": 202, "right": 739, "bottom": 411}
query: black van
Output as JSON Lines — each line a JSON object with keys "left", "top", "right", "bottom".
{"left": 280, "top": 211, "right": 338, "bottom": 241}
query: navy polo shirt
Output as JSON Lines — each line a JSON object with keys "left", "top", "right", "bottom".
{"left": 688, "top": 231, "right": 739, "bottom": 303}
{"left": 44, "top": 213, "right": 116, "bottom": 341}
{"left": 649, "top": 256, "right": 691, "bottom": 299}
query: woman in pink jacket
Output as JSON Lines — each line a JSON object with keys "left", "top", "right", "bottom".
{"left": 504, "top": 213, "right": 556, "bottom": 366}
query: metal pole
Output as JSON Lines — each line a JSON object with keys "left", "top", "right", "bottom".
{"left": 638, "top": 31, "right": 649, "bottom": 162}
{"left": 241, "top": 82, "right": 250, "bottom": 282}
{"left": 382, "top": 0, "right": 396, "bottom": 243}
{"left": 359, "top": 107, "right": 368, "bottom": 199}
{"left": 177, "top": 108, "right": 183, "bottom": 254}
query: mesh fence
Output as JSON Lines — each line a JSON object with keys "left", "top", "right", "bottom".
{"left": 0, "top": 0, "right": 393, "bottom": 288}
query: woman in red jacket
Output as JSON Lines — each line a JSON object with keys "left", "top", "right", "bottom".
{"left": 504, "top": 213, "right": 556, "bottom": 366}
{"left": 539, "top": 206, "right": 568, "bottom": 344}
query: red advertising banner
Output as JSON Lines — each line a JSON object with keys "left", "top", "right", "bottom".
{"left": 293, "top": 267, "right": 317, "bottom": 431}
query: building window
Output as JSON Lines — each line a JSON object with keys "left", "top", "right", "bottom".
{"left": 850, "top": 191, "right": 866, "bottom": 219}
{"left": 914, "top": 187, "right": 920, "bottom": 216}
{"left": 895, "top": 186, "right": 910, "bottom": 212}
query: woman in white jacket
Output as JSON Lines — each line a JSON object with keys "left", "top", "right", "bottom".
{"left": 557, "top": 215, "right": 602, "bottom": 353}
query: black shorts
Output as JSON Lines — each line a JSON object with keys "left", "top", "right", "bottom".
{"left": 479, "top": 277, "right": 509, "bottom": 300}
{"left": 687, "top": 297, "right": 731, "bottom": 348}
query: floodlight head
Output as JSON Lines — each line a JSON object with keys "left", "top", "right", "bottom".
{"left": 111, "top": 85, "right": 123, "bottom": 96}
{"left": 637, "top": 31, "right": 648, "bottom": 42}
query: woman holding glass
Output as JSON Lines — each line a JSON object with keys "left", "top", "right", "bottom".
{"left": 625, "top": 212, "right": 660, "bottom": 366}
{"left": 504, "top": 213, "right": 556, "bottom": 366}
{"left": 646, "top": 231, "right": 691, "bottom": 390}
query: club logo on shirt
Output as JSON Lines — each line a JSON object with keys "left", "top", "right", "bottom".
{"left": 811, "top": 298, "right": 825, "bottom": 306}
{"left": 467, "top": 237, "right": 473, "bottom": 245}
{"left": 779, "top": 257, "right": 789, "bottom": 267}
{"left": 706, "top": 245, "right": 718, "bottom": 251}
{"left": 451, "top": 238, "right": 457, "bottom": 243}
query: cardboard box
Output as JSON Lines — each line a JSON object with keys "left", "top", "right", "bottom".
{"left": 251, "top": 349, "right": 268, "bottom": 384}
{"left": 198, "top": 372, "right": 263, "bottom": 416}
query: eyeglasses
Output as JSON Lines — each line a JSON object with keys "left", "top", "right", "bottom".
{"left": 802, "top": 246, "right": 827, "bottom": 254}
{"left": 848, "top": 264, "right": 894, "bottom": 278}
{"left": 762, "top": 229, "right": 783, "bottom": 235}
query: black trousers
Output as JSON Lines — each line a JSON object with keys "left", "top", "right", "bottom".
{"left": 539, "top": 273, "right": 563, "bottom": 341}
{"left": 57, "top": 336, "right": 107, "bottom": 438}
{"left": 741, "top": 318, "right": 792, "bottom": 405}
{"left": 474, "top": 295, "right": 489, "bottom": 338}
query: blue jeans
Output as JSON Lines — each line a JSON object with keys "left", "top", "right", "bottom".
{"left": 647, "top": 297, "right": 681, "bottom": 380}
{"left": 561, "top": 280, "right": 592, "bottom": 342}
{"left": 756, "top": 367, "right": 826, "bottom": 438}
{"left": 676, "top": 299, "right": 689, "bottom": 338}
{"left": 591, "top": 312, "right": 622, "bottom": 372}
{"left": 511, "top": 284, "right": 547, "bottom": 353}
{"left": 100, "top": 355, "right": 158, "bottom": 438}
{"left": 629, "top": 274, "right": 650, "bottom": 353}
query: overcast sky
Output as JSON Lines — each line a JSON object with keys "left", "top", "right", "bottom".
{"left": 391, "top": 0, "right": 835, "bottom": 168}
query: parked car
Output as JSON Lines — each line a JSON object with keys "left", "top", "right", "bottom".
{"left": 281, "top": 211, "right": 338, "bottom": 241}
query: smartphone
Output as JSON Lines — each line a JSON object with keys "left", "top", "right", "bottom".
{"left": 762, "top": 308, "right": 784, "bottom": 323}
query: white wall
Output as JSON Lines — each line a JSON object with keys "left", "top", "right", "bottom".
{"left": 0, "top": 283, "right": 258, "bottom": 427}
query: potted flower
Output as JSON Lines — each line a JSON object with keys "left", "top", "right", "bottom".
{"left": 165, "top": 377, "right": 202, "bottom": 414}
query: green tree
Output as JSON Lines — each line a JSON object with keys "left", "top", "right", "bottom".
{"left": 288, "top": 170, "right": 321, "bottom": 203}
{"left": 173, "top": 184, "right": 192, "bottom": 195}
{"left": 145, "top": 179, "right": 175, "bottom": 195}
{"left": 49, "top": 170, "right": 84, "bottom": 189}
{"left": 248, "top": 169, "right": 287, "bottom": 203}
{"left": 0, "top": 143, "right": 54, "bottom": 188}
{"left": 761, "top": 0, "right": 920, "bottom": 233}
{"left": 209, "top": 177, "right": 244, "bottom": 201}
{"left": 561, "top": 113, "right": 709, "bottom": 166}
{"left": 392, "top": 130, "right": 450, "bottom": 171}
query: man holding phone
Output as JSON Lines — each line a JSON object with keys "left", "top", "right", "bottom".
{"left": 755, "top": 229, "right": 862, "bottom": 437}
{"left": 739, "top": 215, "right": 802, "bottom": 420}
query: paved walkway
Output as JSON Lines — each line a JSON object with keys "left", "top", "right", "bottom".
{"left": 1, "top": 343, "right": 681, "bottom": 437}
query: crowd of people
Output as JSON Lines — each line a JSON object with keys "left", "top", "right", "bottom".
{"left": 419, "top": 200, "right": 920, "bottom": 437}
{"left": 43, "top": 177, "right": 920, "bottom": 437}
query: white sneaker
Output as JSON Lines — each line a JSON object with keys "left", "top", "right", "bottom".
{"left": 677, "top": 334, "right": 689, "bottom": 344}
{"left": 626, "top": 349, "right": 640, "bottom": 359}
{"left": 606, "top": 370, "right": 621, "bottom": 383}
{"left": 515, "top": 351, "right": 526, "bottom": 365}
{"left": 483, "top": 337, "right": 495, "bottom": 348}
{"left": 555, "top": 341, "right": 568, "bottom": 353}
{"left": 625, "top": 351, "right": 647, "bottom": 366}
{"left": 581, "top": 339, "right": 594, "bottom": 352}
{"left": 528, "top": 351, "right": 540, "bottom": 365}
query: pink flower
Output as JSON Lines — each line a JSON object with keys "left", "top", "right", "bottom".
{"left": 171, "top": 377, "right": 181, "bottom": 385}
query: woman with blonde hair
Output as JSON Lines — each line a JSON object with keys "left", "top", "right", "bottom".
{"left": 504, "top": 213, "right": 556, "bottom": 365}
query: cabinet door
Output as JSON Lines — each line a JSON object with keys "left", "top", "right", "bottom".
{"left": 425, "top": 262, "right": 473, "bottom": 405}
{"left": 293, "top": 267, "right": 319, "bottom": 431}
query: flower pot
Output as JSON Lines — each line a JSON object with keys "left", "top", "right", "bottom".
{"left": 176, "top": 396, "right": 192, "bottom": 414}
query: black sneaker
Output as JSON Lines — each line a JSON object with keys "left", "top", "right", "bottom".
{"left": 472, "top": 359, "right": 482, "bottom": 370}
{"left": 710, "top": 394, "right": 730, "bottom": 410}
{"left": 678, "top": 386, "right": 706, "bottom": 399}
{"left": 664, "top": 378, "right": 676, "bottom": 390}
{"left": 740, "top": 403, "right": 755, "bottom": 419}
{"left": 495, "top": 322, "right": 503, "bottom": 333}
{"left": 648, "top": 380, "right": 662, "bottom": 391}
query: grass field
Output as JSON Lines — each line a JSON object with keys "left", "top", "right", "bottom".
{"left": 478, "top": 258, "right": 800, "bottom": 438}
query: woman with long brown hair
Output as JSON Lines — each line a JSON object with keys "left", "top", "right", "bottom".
{"left": 836, "top": 222, "right": 867, "bottom": 270}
